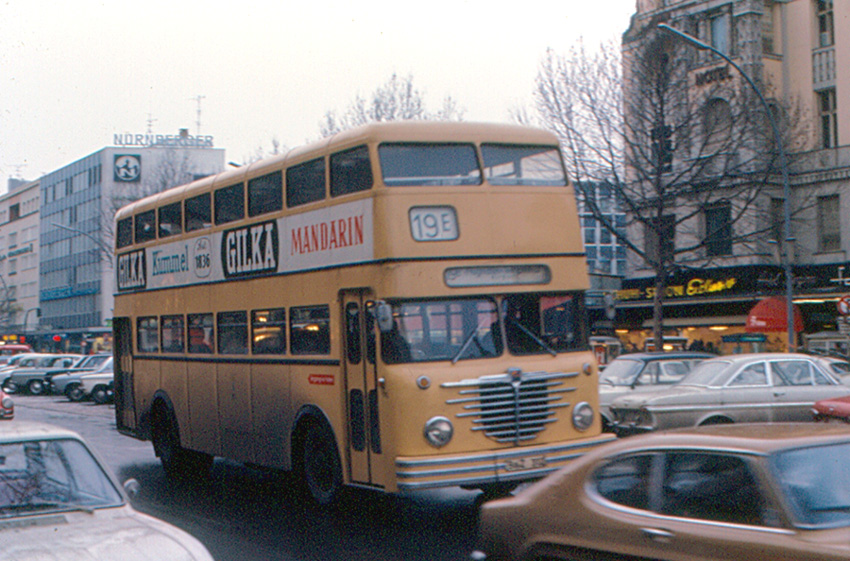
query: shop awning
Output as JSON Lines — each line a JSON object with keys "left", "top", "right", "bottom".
{"left": 745, "top": 297, "right": 803, "bottom": 333}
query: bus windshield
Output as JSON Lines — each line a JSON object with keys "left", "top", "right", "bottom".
{"left": 380, "top": 292, "right": 585, "bottom": 364}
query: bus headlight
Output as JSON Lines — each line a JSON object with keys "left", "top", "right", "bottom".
{"left": 424, "top": 416, "right": 453, "bottom": 447}
{"left": 572, "top": 402, "right": 594, "bottom": 431}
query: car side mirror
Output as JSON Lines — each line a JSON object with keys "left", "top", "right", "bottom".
{"left": 123, "top": 478, "right": 141, "bottom": 499}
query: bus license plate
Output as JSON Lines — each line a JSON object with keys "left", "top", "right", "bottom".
{"left": 503, "top": 455, "right": 547, "bottom": 472}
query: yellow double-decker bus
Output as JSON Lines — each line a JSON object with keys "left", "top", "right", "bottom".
{"left": 113, "top": 121, "right": 614, "bottom": 503}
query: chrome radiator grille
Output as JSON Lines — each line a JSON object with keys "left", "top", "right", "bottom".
{"left": 442, "top": 370, "right": 576, "bottom": 444}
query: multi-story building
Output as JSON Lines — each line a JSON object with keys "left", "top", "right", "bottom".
{"left": 9, "top": 131, "right": 225, "bottom": 352}
{"left": 0, "top": 179, "right": 41, "bottom": 344}
{"left": 615, "top": 0, "right": 850, "bottom": 352}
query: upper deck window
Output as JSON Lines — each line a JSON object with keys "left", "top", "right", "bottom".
{"left": 481, "top": 144, "right": 567, "bottom": 186}
{"left": 331, "top": 145, "right": 373, "bottom": 197}
{"left": 287, "top": 158, "right": 326, "bottom": 207}
{"left": 158, "top": 202, "right": 183, "bottom": 238}
{"left": 116, "top": 217, "right": 133, "bottom": 248}
{"left": 379, "top": 143, "right": 481, "bottom": 186}
{"left": 215, "top": 183, "right": 245, "bottom": 225}
{"left": 185, "top": 192, "right": 211, "bottom": 232}
{"left": 248, "top": 171, "right": 283, "bottom": 217}
{"left": 134, "top": 210, "right": 156, "bottom": 244}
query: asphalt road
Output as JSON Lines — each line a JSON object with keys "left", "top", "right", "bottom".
{"left": 12, "top": 394, "right": 483, "bottom": 561}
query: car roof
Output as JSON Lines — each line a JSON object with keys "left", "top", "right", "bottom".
{"left": 594, "top": 422, "right": 850, "bottom": 457}
{"left": 0, "top": 420, "right": 83, "bottom": 443}
{"left": 613, "top": 352, "right": 716, "bottom": 361}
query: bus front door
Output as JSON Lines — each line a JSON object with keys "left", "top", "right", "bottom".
{"left": 342, "top": 291, "right": 381, "bottom": 487}
{"left": 113, "top": 317, "right": 136, "bottom": 433}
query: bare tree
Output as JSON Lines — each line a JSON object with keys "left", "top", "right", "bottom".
{"left": 319, "top": 73, "right": 465, "bottom": 137}
{"left": 532, "top": 35, "right": 811, "bottom": 350}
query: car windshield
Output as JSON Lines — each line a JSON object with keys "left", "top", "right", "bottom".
{"left": 678, "top": 360, "right": 734, "bottom": 386}
{"left": 772, "top": 441, "right": 850, "bottom": 529}
{"left": 0, "top": 438, "right": 123, "bottom": 518}
{"left": 380, "top": 292, "right": 585, "bottom": 364}
{"left": 599, "top": 359, "right": 642, "bottom": 386}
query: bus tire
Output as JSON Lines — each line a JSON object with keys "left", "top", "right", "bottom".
{"left": 295, "top": 420, "right": 342, "bottom": 506}
{"left": 151, "top": 402, "right": 212, "bottom": 483}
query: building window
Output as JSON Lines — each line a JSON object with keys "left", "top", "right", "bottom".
{"left": 818, "top": 195, "right": 840, "bottom": 252}
{"left": 819, "top": 89, "right": 838, "bottom": 148}
{"left": 710, "top": 12, "right": 730, "bottom": 55}
{"left": 705, "top": 202, "right": 732, "bottom": 256}
{"left": 762, "top": 1, "right": 776, "bottom": 54}
{"left": 818, "top": 0, "right": 834, "bottom": 48}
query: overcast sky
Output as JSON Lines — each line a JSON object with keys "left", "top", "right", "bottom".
{"left": 0, "top": 0, "right": 634, "bottom": 191}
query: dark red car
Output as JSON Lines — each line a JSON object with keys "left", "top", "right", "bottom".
{"left": 0, "top": 388, "right": 13, "bottom": 419}
{"left": 813, "top": 394, "right": 850, "bottom": 423}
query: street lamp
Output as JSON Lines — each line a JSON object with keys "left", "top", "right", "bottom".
{"left": 657, "top": 23, "right": 796, "bottom": 351}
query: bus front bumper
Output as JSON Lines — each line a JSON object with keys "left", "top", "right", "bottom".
{"left": 395, "top": 434, "right": 616, "bottom": 491}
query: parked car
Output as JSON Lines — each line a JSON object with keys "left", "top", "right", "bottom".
{"left": 0, "top": 352, "right": 49, "bottom": 374}
{"left": 609, "top": 353, "right": 850, "bottom": 436}
{"left": 43, "top": 353, "right": 111, "bottom": 389}
{"left": 50, "top": 356, "right": 113, "bottom": 399}
{"left": 598, "top": 352, "right": 715, "bottom": 430}
{"left": 73, "top": 368, "right": 114, "bottom": 404}
{"left": 0, "top": 343, "right": 33, "bottom": 365}
{"left": 0, "top": 388, "right": 12, "bottom": 419}
{"left": 476, "top": 423, "right": 850, "bottom": 561}
{"left": 1, "top": 354, "right": 81, "bottom": 395}
{"left": 815, "top": 355, "right": 850, "bottom": 383}
{"left": 812, "top": 393, "right": 850, "bottom": 423}
{"left": 0, "top": 421, "right": 214, "bottom": 560}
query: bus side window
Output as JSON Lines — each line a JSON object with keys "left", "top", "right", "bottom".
{"left": 248, "top": 171, "right": 283, "bottom": 217}
{"left": 290, "top": 305, "right": 330, "bottom": 355}
{"left": 161, "top": 315, "right": 185, "bottom": 353}
{"left": 137, "top": 317, "right": 159, "bottom": 353}
{"left": 215, "top": 183, "right": 245, "bottom": 225}
{"left": 188, "top": 313, "right": 214, "bottom": 354}
{"left": 116, "top": 217, "right": 133, "bottom": 248}
{"left": 286, "top": 158, "right": 326, "bottom": 207}
{"left": 331, "top": 145, "right": 373, "bottom": 197}
{"left": 251, "top": 308, "right": 286, "bottom": 354}
{"left": 185, "top": 193, "right": 212, "bottom": 232}
{"left": 135, "top": 210, "right": 156, "bottom": 244}
{"left": 217, "top": 311, "right": 248, "bottom": 355}
{"left": 158, "top": 202, "right": 183, "bottom": 238}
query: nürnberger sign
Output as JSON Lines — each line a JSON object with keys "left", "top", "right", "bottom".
{"left": 113, "top": 133, "right": 214, "bottom": 148}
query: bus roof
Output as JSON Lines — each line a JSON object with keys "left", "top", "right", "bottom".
{"left": 114, "top": 121, "right": 561, "bottom": 223}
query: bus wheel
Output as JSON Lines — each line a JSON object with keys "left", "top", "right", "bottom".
{"left": 151, "top": 404, "right": 212, "bottom": 482}
{"left": 27, "top": 379, "right": 45, "bottom": 395}
{"left": 296, "top": 421, "right": 342, "bottom": 506}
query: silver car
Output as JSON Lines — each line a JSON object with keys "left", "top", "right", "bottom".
{"left": 1, "top": 354, "right": 81, "bottom": 395}
{"left": 0, "top": 421, "right": 214, "bottom": 560}
{"left": 610, "top": 353, "right": 850, "bottom": 436}
{"left": 598, "top": 351, "right": 715, "bottom": 430}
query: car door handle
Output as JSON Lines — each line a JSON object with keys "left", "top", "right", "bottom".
{"left": 641, "top": 527, "right": 674, "bottom": 543}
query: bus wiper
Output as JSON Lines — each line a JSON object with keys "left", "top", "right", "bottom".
{"left": 452, "top": 330, "right": 480, "bottom": 365}
{"left": 510, "top": 320, "right": 557, "bottom": 356}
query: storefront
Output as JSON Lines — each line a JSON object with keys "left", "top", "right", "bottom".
{"left": 604, "top": 262, "right": 850, "bottom": 353}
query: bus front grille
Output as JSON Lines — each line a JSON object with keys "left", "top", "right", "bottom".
{"left": 442, "top": 370, "right": 576, "bottom": 444}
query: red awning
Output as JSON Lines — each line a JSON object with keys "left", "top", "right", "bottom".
{"left": 745, "top": 296, "right": 803, "bottom": 333}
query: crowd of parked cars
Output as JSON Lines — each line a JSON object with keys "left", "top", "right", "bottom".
{"left": 0, "top": 352, "right": 113, "bottom": 405}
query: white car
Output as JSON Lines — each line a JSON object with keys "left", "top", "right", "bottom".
{"left": 50, "top": 356, "right": 113, "bottom": 399}
{"left": 0, "top": 421, "right": 215, "bottom": 560}
{"left": 75, "top": 369, "right": 114, "bottom": 404}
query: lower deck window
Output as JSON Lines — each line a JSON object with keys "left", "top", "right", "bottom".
{"left": 290, "top": 305, "right": 330, "bottom": 355}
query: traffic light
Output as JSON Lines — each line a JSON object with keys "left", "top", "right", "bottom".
{"left": 651, "top": 124, "right": 673, "bottom": 172}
